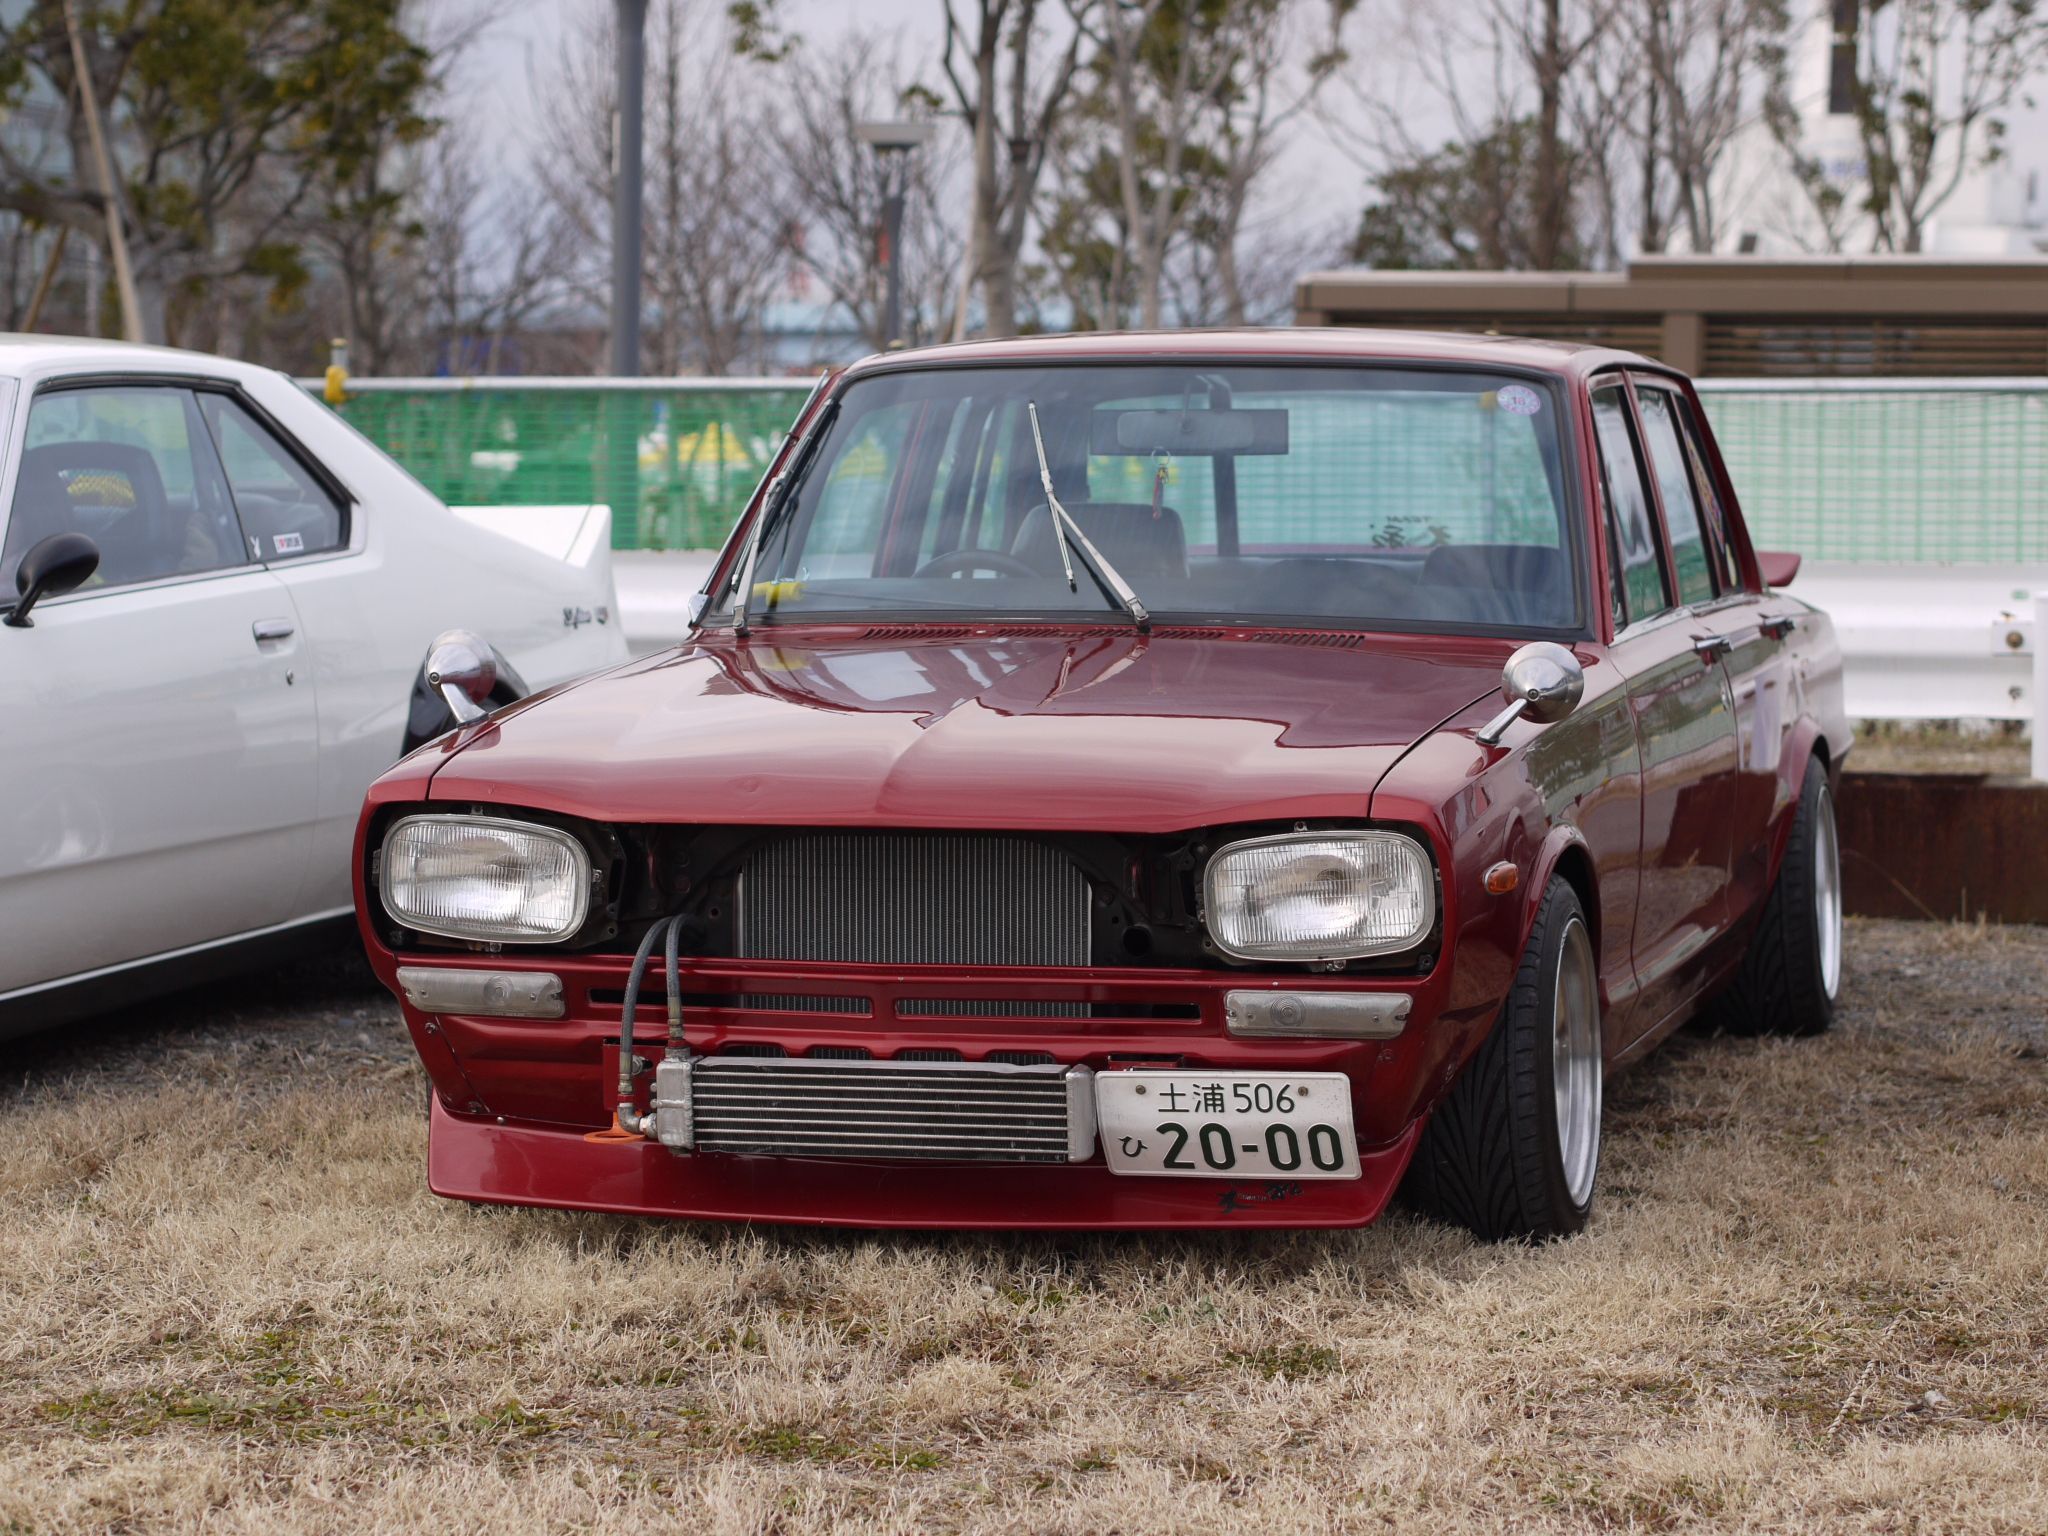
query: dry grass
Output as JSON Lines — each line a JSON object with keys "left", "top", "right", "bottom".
{"left": 2, "top": 920, "right": 2046, "bottom": 1534}
{"left": 1849, "top": 722, "right": 2031, "bottom": 778}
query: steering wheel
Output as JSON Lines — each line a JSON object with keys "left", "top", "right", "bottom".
{"left": 913, "top": 548, "right": 1039, "bottom": 579}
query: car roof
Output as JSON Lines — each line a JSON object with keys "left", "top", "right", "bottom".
{"left": 847, "top": 326, "right": 1653, "bottom": 380}
{"left": 0, "top": 332, "right": 277, "bottom": 384}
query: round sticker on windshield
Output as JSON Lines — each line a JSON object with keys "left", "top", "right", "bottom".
{"left": 1497, "top": 384, "right": 1543, "bottom": 416}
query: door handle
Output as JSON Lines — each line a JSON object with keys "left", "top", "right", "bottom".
{"left": 1758, "top": 614, "right": 1797, "bottom": 640}
{"left": 1691, "top": 633, "right": 1733, "bottom": 662}
{"left": 252, "top": 618, "right": 296, "bottom": 643}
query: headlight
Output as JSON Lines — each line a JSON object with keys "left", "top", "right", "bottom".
{"left": 380, "top": 815, "right": 592, "bottom": 943}
{"left": 1203, "top": 831, "right": 1434, "bottom": 962}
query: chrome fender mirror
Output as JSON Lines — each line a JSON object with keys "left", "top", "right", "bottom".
{"left": 1475, "top": 641, "right": 1585, "bottom": 746}
{"left": 425, "top": 628, "right": 498, "bottom": 724}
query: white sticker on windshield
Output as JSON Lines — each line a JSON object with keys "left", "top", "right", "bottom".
{"left": 273, "top": 532, "right": 304, "bottom": 555}
{"left": 1497, "top": 384, "right": 1543, "bottom": 416}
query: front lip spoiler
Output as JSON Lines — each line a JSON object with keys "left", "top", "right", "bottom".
{"left": 425, "top": 1095, "right": 1426, "bottom": 1230}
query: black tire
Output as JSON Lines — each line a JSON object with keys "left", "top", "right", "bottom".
{"left": 1709, "top": 757, "right": 1841, "bottom": 1038}
{"left": 1402, "top": 878, "right": 1602, "bottom": 1242}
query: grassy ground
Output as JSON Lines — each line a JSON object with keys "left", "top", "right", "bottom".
{"left": 1, "top": 921, "right": 2045, "bottom": 1534}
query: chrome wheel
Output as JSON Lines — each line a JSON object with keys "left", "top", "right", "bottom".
{"left": 1551, "top": 914, "right": 1601, "bottom": 1209}
{"left": 1814, "top": 780, "right": 1842, "bottom": 1000}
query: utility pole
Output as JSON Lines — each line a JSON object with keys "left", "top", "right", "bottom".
{"left": 607, "top": 0, "right": 648, "bottom": 544}
{"left": 611, "top": 0, "right": 648, "bottom": 376}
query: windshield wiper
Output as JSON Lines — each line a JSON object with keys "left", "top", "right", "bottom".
{"left": 732, "top": 398, "right": 838, "bottom": 636}
{"left": 1026, "top": 401, "right": 1151, "bottom": 631}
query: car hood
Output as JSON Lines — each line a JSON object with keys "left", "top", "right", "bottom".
{"left": 424, "top": 627, "right": 1507, "bottom": 833}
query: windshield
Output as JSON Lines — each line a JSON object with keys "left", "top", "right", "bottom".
{"left": 714, "top": 362, "right": 1584, "bottom": 635}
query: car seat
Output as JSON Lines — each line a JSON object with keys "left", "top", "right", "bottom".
{"left": 1010, "top": 501, "right": 1189, "bottom": 584}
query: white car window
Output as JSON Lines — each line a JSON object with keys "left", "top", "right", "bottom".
{"left": 196, "top": 393, "right": 347, "bottom": 562}
{"left": 2, "top": 386, "right": 247, "bottom": 591}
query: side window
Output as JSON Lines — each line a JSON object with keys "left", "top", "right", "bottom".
{"left": 1634, "top": 386, "right": 1718, "bottom": 607}
{"left": 1589, "top": 385, "right": 1670, "bottom": 625}
{"left": 2, "top": 386, "right": 246, "bottom": 592}
{"left": 1671, "top": 394, "right": 1745, "bottom": 592}
{"left": 196, "top": 395, "right": 346, "bottom": 561}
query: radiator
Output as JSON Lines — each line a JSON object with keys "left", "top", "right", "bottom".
{"left": 737, "top": 832, "right": 1091, "bottom": 980}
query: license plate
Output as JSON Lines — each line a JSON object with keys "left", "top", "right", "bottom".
{"left": 1094, "top": 1071, "right": 1360, "bottom": 1180}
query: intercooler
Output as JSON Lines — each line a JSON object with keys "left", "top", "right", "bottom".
{"left": 737, "top": 832, "right": 1091, "bottom": 1015}
{"left": 653, "top": 1055, "right": 1098, "bottom": 1162}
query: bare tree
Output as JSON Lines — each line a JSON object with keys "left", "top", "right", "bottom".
{"left": 1073, "top": 0, "right": 1244, "bottom": 328}
{"left": 1202, "top": 1, "right": 1342, "bottom": 322}
{"left": 1330, "top": 2, "right": 1614, "bottom": 268}
{"left": 770, "top": 35, "right": 962, "bottom": 354}
{"left": 1580, "top": 0, "right": 1785, "bottom": 255}
{"left": 396, "top": 131, "right": 579, "bottom": 374}
{"left": 940, "top": 0, "right": 1097, "bottom": 338}
{"left": 541, "top": 0, "right": 790, "bottom": 374}
{"left": 1328, "top": 0, "right": 1616, "bottom": 270}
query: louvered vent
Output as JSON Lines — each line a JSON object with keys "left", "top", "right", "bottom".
{"left": 1704, "top": 318, "right": 2048, "bottom": 378}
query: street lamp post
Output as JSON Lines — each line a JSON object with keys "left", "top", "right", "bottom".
{"left": 611, "top": 0, "right": 649, "bottom": 377}
{"left": 856, "top": 120, "right": 935, "bottom": 349}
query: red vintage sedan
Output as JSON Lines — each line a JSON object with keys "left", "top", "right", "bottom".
{"left": 353, "top": 330, "right": 1848, "bottom": 1237}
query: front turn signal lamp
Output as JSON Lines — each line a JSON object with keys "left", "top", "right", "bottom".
{"left": 380, "top": 815, "right": 592, "bottom": 943}
{"left": 1203, "top": 831, "right": 1434, "bottom": 963}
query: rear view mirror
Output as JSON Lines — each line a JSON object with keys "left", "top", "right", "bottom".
{"left": 1757, "top": 550, "right": 1801, "bottom": 588}
{"left": 4, "top": 532, "right": 100, "bottom": 628}
{"left": 1091, "top": 408, "right": 1290, "bottom": 456}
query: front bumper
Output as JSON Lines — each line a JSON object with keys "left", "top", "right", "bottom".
{"left": 380, "top": 950, "right": 1487, "bottom": 1230}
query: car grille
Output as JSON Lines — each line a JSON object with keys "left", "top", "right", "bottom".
{"left": 738, "top": 832, "right": 1091, "bottom": 1015}
{"left": 683, "top": 1056, "right": 1095, "bottom": 1162}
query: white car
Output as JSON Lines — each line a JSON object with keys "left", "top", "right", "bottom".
{"left": 0, "top": 337, "right": 629, "bottom": 1032}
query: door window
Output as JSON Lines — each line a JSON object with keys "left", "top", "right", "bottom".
{"left": 196, "top": 394, "right": 347, "bottom": 562}
{"left": 1635, "top": 386, "right": 1719, "bottom": 606}
{"left": 1670, "top": 393, "right": 1744, "bottom": 592}
{"left": 1590, "top": 385, "right": 1670, "bottom": 626}
{"left": 3, "top": 386, "right": 246, "bottom": 591}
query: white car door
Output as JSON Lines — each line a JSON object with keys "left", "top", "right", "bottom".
{"left": 0, "top": 380, "right": 318, "bottom": 1000}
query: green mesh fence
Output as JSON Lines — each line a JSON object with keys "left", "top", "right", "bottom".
{"left": 322, "top": 380, "right": 813, "bottom": 550}
{"left": 1697, "top": 382, "right": 2048, "bottom": 563}
{"left": 317, "top": 377, "right": 2048, "bottom": 563}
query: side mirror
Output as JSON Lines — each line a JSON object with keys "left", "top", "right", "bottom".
{"left": 1475, "top": 641, "right": 1585, "bottom": 746}
{"left": 1756, "top": 550, "right": 1801, "bottom": 588}
{"left": 4, "top": 532, "right": 101, "bottom": 628}
{"left": 425, "top": 628, "right": 498, "bottom": 724}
